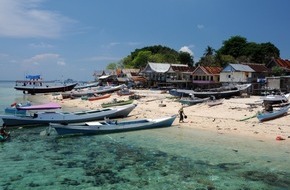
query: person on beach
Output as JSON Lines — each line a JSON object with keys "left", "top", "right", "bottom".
{"left": 0, "top": 123, "right": 10, "bottom": 138}
{"left": 178, "top": 106, "right": 186, "bottom": 123}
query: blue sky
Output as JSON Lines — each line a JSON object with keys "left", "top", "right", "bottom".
{"left": 0, "top": 0, "right": 289, "bottom": 81}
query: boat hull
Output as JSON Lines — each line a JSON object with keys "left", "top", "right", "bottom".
{"left": 52, "top": 115, "right": 177, "bottom": 136}
{"left": 257, "top": 105, "right": 290, "bottom": 122}
{"left": 15, "top": 83, "right": 77, "bottom": 94}
{"left": 1, "top": 104, "right": 137, "bottom": 127}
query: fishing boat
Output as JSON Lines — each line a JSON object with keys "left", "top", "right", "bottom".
{"left": 14, "top": 75, "right": 77, "bottom": 95}
{"left": 179, "top": 96, "right": 210, "bottom": 106}
{"left": 261, "top": 93, "right": 290, "bottom": 105}
{"left": 256, "top": 105, "right": 290, "bottom": 122}
{"left": 88, "top": 94, "right": 111, "bottom": 101}
{"left": 207, "top": 98, "right": 224, "bottom": 107}
{"left": 101, "top": 99, "right": 134, "bottom": 108}
{"left": 74, "top": 82, "right": 99, "bottom": 90}
{"left": 117, "top": 88, "right": 134, "bottom": 96}
{"left": 4, "top": 101, "right": 32, "bottom": 115}
{"left": 51, "top": 114, "right": 177, "bottom": 136}
{"left": 16, "top": 102, "right": 61, "bottom": 110}
{"left": 0, "top": 104, "right": 137, "bottom": 127}
{"left": 62, "top": 84, "right": 126, "bottom": 99}
{"left": 170, "top": 84, "right": 251, "bottom": 99}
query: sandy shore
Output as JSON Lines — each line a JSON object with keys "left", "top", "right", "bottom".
{"left": 30, "top": 89, "right": 290, "bottom": 143}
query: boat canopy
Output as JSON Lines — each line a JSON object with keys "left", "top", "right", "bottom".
{"left": 26, "top": 75, "right": 41, "bottom": 80}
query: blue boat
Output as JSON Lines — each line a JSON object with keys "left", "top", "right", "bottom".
{"left": 257, "top": 105, "right": 290, "bottom": 122}
{"left": 51, "top": 115, "right": 177, "bottom": 136}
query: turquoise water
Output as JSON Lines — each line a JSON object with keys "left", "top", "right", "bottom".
{"left": 0, "top": 81, "right": 290, "bottom": 189}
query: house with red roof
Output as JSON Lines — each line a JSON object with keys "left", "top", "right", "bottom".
{"left": 192, "top": 66, "right": 222, "bottom": 89}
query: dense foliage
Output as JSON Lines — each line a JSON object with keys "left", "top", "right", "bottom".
{"left": 106, "top": 36, "right": 280, "bottom": 70}
{"left": 198, "top": 35, "right": 280, "bottom": 67}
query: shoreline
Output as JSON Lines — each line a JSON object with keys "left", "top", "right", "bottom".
{"left": 27, "top": 89, "right": 290, "bottom": 143}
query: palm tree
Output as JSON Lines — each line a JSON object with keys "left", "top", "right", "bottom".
{"left": 203, "top": 46, "right": 215, "bottom": 56}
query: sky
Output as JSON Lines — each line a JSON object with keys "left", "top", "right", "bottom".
{"left": 0, "top": 0, "right": 289, "bottom": 81}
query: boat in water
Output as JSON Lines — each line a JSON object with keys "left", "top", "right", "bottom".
{"left": 51, "top": 114, "right": 177, "bottom": 136}
{"left": 14, "top": 75, "right": 77, "bottom": 95}
{"left": 0, "top": 104, "right": 137, "bottom": 127}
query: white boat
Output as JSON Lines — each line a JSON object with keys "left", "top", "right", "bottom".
{"left": 51, "top": 114, "right": 177, "bottom": 136}
{"left": 179, "top": 96, "right": 210, "bottom": 105}
{"left": 261, "top": 93, "right": 290, "bottom": 105}
{"left": 0, "top": 104, "right": 137, "bottom": 127}
{"left": 207, "top": 98, "right": 224, "bottom": 107}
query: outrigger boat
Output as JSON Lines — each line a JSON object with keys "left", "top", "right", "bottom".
{"left": 257, "top": 105, "right": 290, "bottom": 122}
{"left": 0, "top": 104, "right": 137, "bottom": 127}
{"left": 51, "top": 114, "right": 177, "bottom": 136}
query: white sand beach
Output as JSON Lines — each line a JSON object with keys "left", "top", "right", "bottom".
{"left": 30, "top": 89, "right": 290, "bottom": 143}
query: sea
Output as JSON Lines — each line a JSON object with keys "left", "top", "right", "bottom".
{"left": 0, "top": 81, "right": 290, "bottom": 190}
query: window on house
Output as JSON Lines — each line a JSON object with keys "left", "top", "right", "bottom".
{"left": 228, "top": 75, "right": 231, "bottom": 78}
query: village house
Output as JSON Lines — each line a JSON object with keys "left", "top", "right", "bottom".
{"left": 220, "top": 63, "right": 254, "bottom": 84}
{"left": 241, "top": 63, "right": 270, "bottom": 95}
{"left": 191, "top": 66, "right": 222, "bottom": 89}
{"left": 140, "top": 62, "right": 194, "bottom": 89}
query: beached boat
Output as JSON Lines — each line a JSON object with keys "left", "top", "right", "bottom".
{"left": 88, "top": 94, "right": 111, "bottom": 101}
{"left": 0, "top": 104, "right": 137, "bottom": 127}
{"left": 256, "top": 105, "right": 290, "bottom": 122}
{"left": 4, "top": 101, "right": 32, "bottom": 115}
{"left": 207, "top": 98, "right": 224, "bottom": 107}
{"left": 261, "top": 93, "right": 290, "bottom": 105}
{"left": 51, "top": 114, "right": 177, "bottom": 136}
{"left": 117, "top": 88, "right": 134, "bottom": 96}
{"left": 179, "top": 96, "right": 210, "bottom": 106}
{"left": 101, "top": 99, "right": 134, "bottom": 108}
{"left": 74, "top": 82, "right": 99, "bottom": 90}
{"left": 16, "top": 102, "right": 61, "bottom": 110}
{"left": 62, "top": 84, "right": 126, "bottom": 99}
{"left": 170, "top": 84, "right": 251, "bottom": 99}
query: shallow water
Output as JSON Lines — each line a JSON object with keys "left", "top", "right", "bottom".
{"left": 0, "top": 81, "right": 290, "bottom": 189}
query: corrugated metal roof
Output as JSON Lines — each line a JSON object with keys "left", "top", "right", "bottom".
{"left": 226, "top": 63, "right": 255, "bottom": 72}
{"left": 148, "top": 62, "right": 170, "bottom": 73}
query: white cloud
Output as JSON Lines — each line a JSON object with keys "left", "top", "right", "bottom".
{"left": 179, "top": 46, "right": 194, "bottom": 56}
{"left": 57, "top": 60, "right": 66, "bottom": 66}
{"left": 0, "top": 0, "right": 75, "bottom": 38}
{"left": 23, "top": 53, "right": 61, "bottom": 65}
{"left": 197, "top": 24, "right": 204, "bottom": 29}
{"left": 29, "top": 42, "right": 54, "bottom": 48}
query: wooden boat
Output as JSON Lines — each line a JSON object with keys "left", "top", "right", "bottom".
{"left": 62, "top": 84, "right": 126, "bottom": 99}
{"left": 14, "top": 80, "right": 77, "bottom": 95}
{"left": 51, "top": 114, "right": 177, "bottom": 136}
{"left": 0, "top": 104, "right": 137, "bottom": 127}
{"left": 179, "top": 96, "right": 210, "bottom": 105}
{"left": 207, "top": 99, "right": 224, "bottom": 107}
{"left": 256, "top": 105, "right": 290, "bottom": 122}
{"left": 4, "top": 101, "right": 32, "bottom": 115}
{"left": 101, "top": 99, "right": 134, "bottom": 108}
{"left": 117, "top": 88, "right": 134, "bottom": 96}
{"left": 88, "top": 94, "right": 111, "bottom": 101}
{"left": 74, "top": 82, "right": 99, "bottom": 90}
{"left": 170, "top": 84, "right": 251, "bottom": 99}
{"left": 261, "top": 93, "right": 290, "bottom": 105}
{"left": 16, "top": 102, "right": 61, "bottom": 110}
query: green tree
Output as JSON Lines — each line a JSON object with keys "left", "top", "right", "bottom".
{"left": 218, "top": 35, "right": 247, "bottom": 58}
{"left": 204, "top": 46, "right": 215, "bottom": 56}
{"left": 178, "top": 52, "right": 194, "bottom": 66}
{"left": 271, "top": 66, "right": 285, "bottom": 76}
{"left": 106, "top": 62, "right": 118, "bottom": 70}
